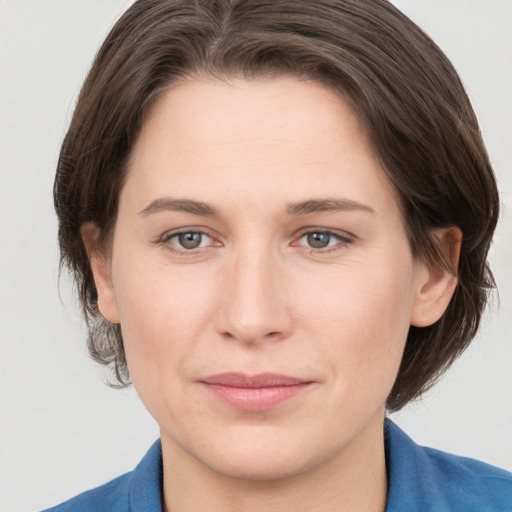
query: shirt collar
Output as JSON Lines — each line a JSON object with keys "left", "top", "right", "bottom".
{"left": 128, "top": 439, "right": 164, "bottom": 511}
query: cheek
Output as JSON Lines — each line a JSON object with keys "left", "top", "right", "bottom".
{"left": 110, "top": 253, "right": 215, "bottom": 396}
{"left": 299, "top": 260, "right": 414, "bottom": 398}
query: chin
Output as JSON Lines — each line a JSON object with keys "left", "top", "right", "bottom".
{"left": 181, "top": 423, "right": 337, "bottom": 482}
{"left": 203, "top": 446, "right": 314, "bottom": 482}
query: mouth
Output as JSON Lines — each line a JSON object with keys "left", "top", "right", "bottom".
{"left": 200, "top": 372, "right": 314, "bottom": 411}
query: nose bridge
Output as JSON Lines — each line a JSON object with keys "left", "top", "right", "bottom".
{"left": 216, "top": 237, "right": 292, "bottom": 344}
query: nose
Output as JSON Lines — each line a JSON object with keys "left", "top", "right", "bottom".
{"left": 214, "top": 245, "right": 293, "bottom": 346}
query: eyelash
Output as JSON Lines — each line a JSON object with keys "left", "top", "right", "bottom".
{"left": 156, "top": 228, "right": 354, "bottom": 255}
{"left": 157, "top": 228, "right": 220, "bottom": 254}
{"left": 293, "top": 229, "right": 354, "bottom": 254}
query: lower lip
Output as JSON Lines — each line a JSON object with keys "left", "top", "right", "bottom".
{"left": 202, "top": 383, "right": 311, "bottom": 411}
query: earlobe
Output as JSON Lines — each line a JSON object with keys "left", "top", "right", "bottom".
{"left": 410, "top": 226, "right": 462, "bottom": 328}
{"left": 81, "top": 223, "right": 120, "bottom": 324}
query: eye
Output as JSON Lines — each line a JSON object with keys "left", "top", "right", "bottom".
{"left": 304, "top": 232, "right": 333, "bottom": 249}
{"left": 164, "top": 231, "right": 215, "bottom": 251}
{"left": 295, "top": 230, "right": 352, "bottom": 251}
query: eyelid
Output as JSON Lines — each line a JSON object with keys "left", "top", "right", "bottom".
{"left": 154, "top": 226, "right": 355, "bottom": 254}
{"left": 156, "top": 226, "right": 222, "bottom": 252}
{"left": 291, "top": 227, "right": 356, "bottom": 252}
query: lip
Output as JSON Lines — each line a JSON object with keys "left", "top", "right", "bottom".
{"left": 200, "top": 372, "right": 313, "bottom": 411}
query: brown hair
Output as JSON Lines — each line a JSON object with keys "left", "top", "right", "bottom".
{"left": 54, "top": 0, "right": 499, "bottom": 412}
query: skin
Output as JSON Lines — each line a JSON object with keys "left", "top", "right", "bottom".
{"left": 84, "top": 76, "right": 460, "bottom": 512}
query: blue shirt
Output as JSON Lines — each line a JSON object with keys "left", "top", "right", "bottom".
{"left": 43, "top": 419, "right": 512, "bottom": 511}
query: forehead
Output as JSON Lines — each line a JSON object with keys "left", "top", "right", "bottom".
{"left": 137, "top": 76, "right": 369, "bottom": 159}
{"left": 125, "top": 76, "right": 398, "bottom": 216}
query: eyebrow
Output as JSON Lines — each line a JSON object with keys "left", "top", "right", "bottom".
{"left": 138, "top": 198, "right": 219, "bottom": 217}
{"left": 286, "top": 199, "right": 375, "bottom": 216}
{"left": 138, "top": 197, "right": 374, "bottom": 217}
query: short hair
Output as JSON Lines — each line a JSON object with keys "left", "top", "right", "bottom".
{"left": 54, "top": 0, "right": 499, "bottom": 412}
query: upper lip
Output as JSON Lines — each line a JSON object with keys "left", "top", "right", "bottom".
{"left": 201, "top": 372, "right": 311, "bottom": 388}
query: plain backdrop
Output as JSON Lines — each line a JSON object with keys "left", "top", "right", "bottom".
{"left": 0, "top": 1, "right": 511, "bottom": 511}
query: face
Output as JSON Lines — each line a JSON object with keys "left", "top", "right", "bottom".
{"left": 89, "top": 76, "right": 450, "bottom": 481}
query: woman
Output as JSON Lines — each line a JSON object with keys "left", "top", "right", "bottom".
{"left": 44, "top": 0, "right": 511, "bottom": 510}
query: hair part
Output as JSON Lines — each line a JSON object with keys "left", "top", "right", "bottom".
{"left": 55, "top": 0, "right": 499, "bottom": 411}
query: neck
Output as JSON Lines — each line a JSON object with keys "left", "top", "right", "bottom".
{"left": 161, "top": 414, "right": 388, "bottom": 512}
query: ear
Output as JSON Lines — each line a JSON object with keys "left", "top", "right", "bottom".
{"left": 81, "top": 222, "right": 120, "bottom": 324}
{"left": 410, "top": 226, "right": 462, "bottom": 328}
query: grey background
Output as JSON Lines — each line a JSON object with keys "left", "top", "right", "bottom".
{"left": 0, "top": 1, "right": 510, "bottom": 510}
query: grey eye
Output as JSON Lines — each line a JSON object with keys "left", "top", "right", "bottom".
{"left": 162, "top": 230, "right": 217, "bottom": 253}
{"left": 306, "top": 232, "right": 332, "bottom": 248}
{"left": 178, "top": 232, "right": 203, "bottom": 249}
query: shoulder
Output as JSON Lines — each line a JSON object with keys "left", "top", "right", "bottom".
{"left": 385, "top": 419, "right": 512, "bottom": 512}
{"left": 41, "top": 473, "right": 131, "bottom": 512}
{"left": 422, "top": 444, "right": 512, "bottom": 510}
{"left": 42, "top": 440, "right": 163, "bottom": 512}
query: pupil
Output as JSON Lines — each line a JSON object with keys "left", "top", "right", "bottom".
{"left": 179, "top": 232, "right": 202, "bottom": 249}
{"left": 307, "top": 232, "right": 330, "bottom": 248}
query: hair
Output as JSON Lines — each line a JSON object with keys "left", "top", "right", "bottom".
{"left": 54, "top": 0, "right": 499, "bottom": 412}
